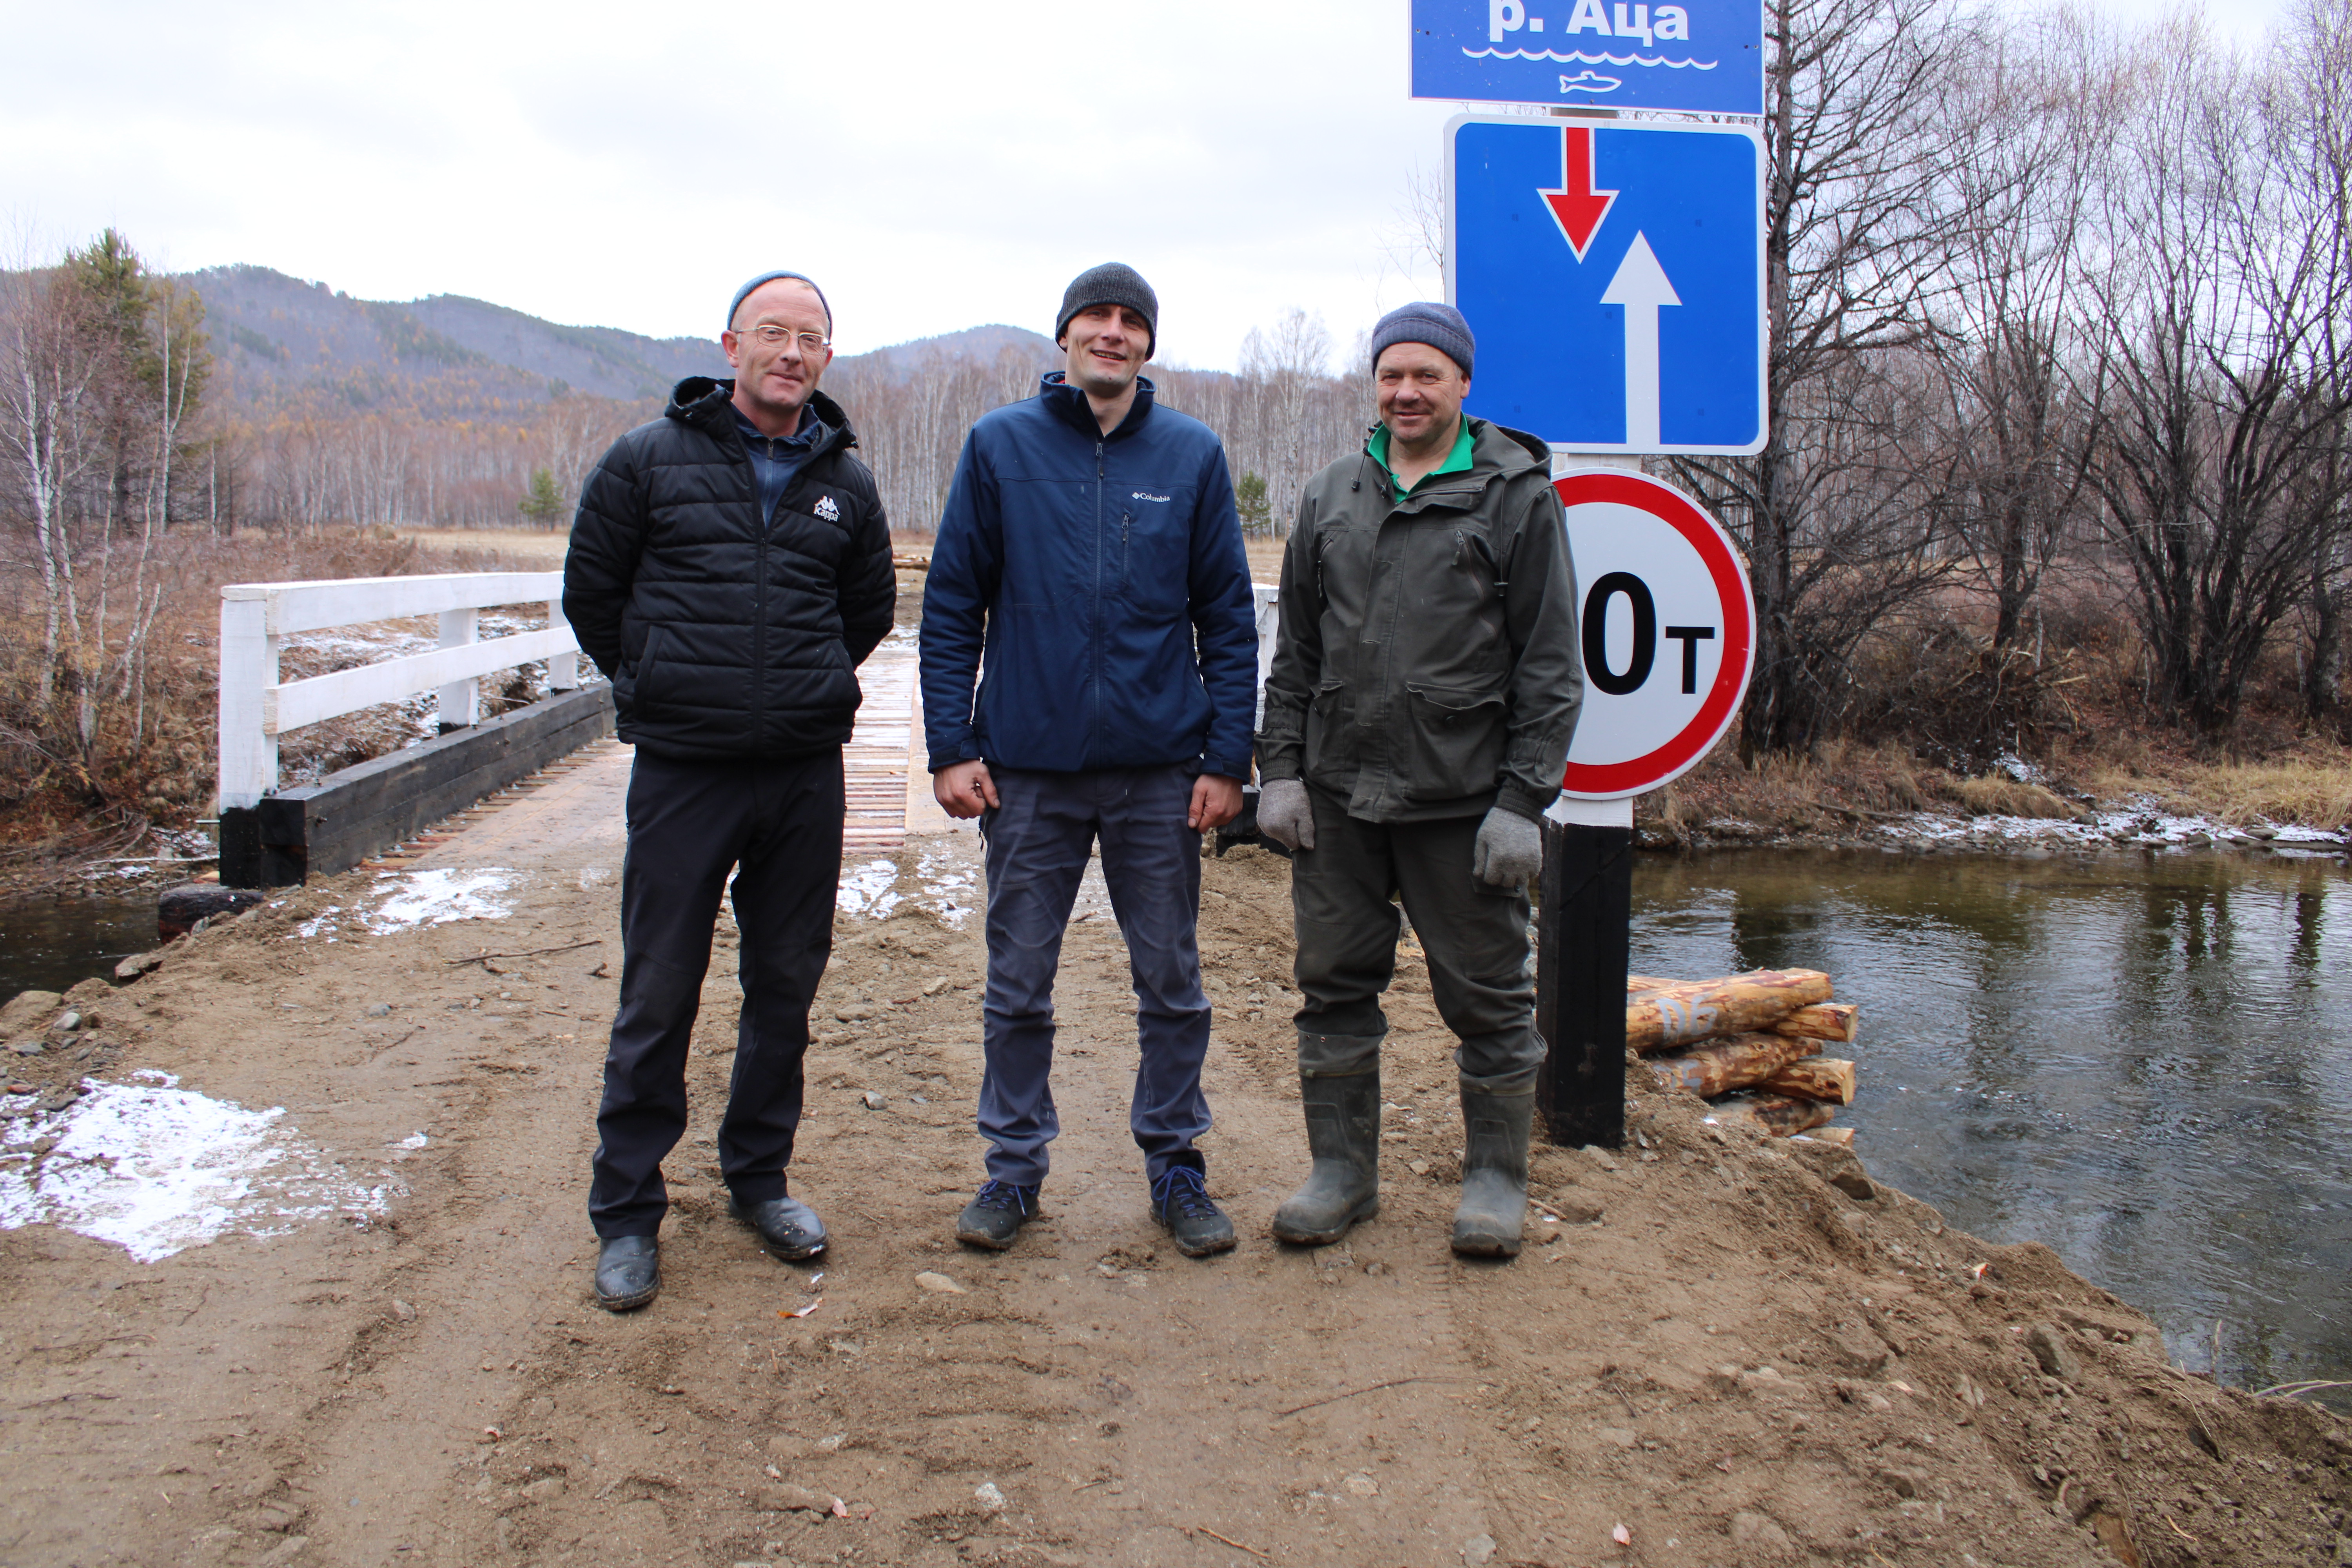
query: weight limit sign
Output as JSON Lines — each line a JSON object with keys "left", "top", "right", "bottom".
{"left": 1554, "top": 468, "right": 1753, "bottom": 799}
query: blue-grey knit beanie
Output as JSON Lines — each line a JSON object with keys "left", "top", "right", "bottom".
{"left": 727, "top": 271, "right": 833, "bottom": 334}
{"left": 1371, "top": 301, "right": 1474, "bottom": 378}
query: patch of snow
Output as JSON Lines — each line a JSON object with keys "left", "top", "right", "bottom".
{"left": 1993, "top": 752, "right": 2046, "bottom": 785}
{"left": 916, "top": 844, "right": 976, "bottom": 928}
{"left": 835, "top": 858, "right": 902, "bottom": 919}
{"left": 363, "top": 869, "right": 517, "bottom": 934}
{"left": 0, "top": 1071, "right": 393, "bottom": 1263}
{"left": 397, "top": 1132, "right": 429, "bottom": 1149}
{"left": 1863, "top": 799, "right": 2346, "bottom": 853}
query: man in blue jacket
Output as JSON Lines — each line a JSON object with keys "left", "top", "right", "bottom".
{"left": 920, "top": 262, "right": 1258, "bottom": 1258}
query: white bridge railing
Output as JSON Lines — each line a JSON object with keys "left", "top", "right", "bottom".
{"left": 217, "top": 572, "right": 584, "bottom": 811}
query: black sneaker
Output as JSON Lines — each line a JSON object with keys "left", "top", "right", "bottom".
{"left": 955, "top": 1179, "right": 1040, "bottom": 1250}
{"left": 1151, "top": 1166, "right": 1237, "bottom": 1257}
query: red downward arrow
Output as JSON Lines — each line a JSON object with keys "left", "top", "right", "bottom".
{"left": 1540, "top": 126, "right": 1617, "bottom": 262}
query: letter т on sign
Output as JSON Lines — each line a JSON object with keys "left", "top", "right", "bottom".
{"left": 1410, "top": 0, "right": 1762, "bottom": 115}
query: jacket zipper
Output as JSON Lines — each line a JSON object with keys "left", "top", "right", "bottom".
{"left": 753, "top": 436, "right": 771, "bottom": 744}
{"left": 1092, "top": 438, "right": 1106, "bottom": 763}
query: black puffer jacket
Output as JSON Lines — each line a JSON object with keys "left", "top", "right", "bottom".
{"left": 563, "top": 379, "right": 897, "bottom": 761}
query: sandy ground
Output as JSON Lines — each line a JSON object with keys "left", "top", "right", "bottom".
{"left": 0, "top": 739, "right": 2347, "bottom": 1568}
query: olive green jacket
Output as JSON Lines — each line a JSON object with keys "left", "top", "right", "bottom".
{"left": 1257, "top": 417, "right": 1582, "bottom": 824}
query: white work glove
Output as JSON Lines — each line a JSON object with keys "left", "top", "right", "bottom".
{"left": 1256, "top": 779, "right": 1315, "bottom": 852}
{"left": 1472, "top": 806, "right": 1543, "bottom": 889}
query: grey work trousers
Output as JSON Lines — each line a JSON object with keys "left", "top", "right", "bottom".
{"left": 1289, "top": 787, "right": 1543, "bottom": 1092}
{"left": 978, "top": 764, "right": 1212, "bottom": 1186}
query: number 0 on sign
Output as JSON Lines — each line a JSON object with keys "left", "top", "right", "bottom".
{"left": 1556, "top": 468, "right": 1753, "bottom": 798}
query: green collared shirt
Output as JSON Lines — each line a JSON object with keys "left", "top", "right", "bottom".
{"left": 1367, "top": 417, "right": 1477, "bottom": 503}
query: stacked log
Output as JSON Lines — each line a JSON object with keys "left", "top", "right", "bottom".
{"left": 1628, "top": 969, "right": 1859, "bottom": 1140}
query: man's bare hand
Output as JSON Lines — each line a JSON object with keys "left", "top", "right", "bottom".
{"left": 933, "top": 760, "right": 1000, "bottom": 819}
{"left": 1189, "top": 774, "right": 1245, "bottom": 832}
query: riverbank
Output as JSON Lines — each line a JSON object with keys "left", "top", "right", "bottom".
{"left": 1, "top": 821, "right": 2348, "bottom": 1566}
{"left": 1641, "top": 739, "right": 2352, "bottom": 855}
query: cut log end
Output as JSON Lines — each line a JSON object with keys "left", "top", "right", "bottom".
{"left": 1757, "top": 1057, "right": 1857, "bottom": 1106}
{"left": 1707, "top": 1092, "right": 1836, "bottom": 1138}
{"left": 1771, "top": 1002, "right": 1860, "bottom": 1044}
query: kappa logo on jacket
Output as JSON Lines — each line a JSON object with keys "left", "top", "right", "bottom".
{"left": 813, "top": 494, "right": 840, "bottom": 522}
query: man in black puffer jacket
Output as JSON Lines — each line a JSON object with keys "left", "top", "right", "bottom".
{"left": 563, "top": 270, "right": 895, "bottom": 1311}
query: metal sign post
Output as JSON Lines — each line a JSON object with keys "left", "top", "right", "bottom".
{"left": 1535, "top": 794, "right": 1636, "bottom": 1148}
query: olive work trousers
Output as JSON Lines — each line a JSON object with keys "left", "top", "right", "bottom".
{"left": 1289, "top": 786, "right": 1543, "bottom": 1092}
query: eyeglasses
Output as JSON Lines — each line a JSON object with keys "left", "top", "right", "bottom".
{"left": 740, "top": 325, "right": 831, "bottom": 353}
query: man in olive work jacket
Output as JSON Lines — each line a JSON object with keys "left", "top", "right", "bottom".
{"left": 563, "top": 271, "right": 896, "bottom": 1310}
{"left": 1255, "top": 301, "right": 1583, "bottom": 1260}
{"left": 920, "top": 262, "right": 1258, "bottom": 1259}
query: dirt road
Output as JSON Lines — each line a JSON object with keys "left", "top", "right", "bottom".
{"left": 0, "top": 726, "right": 2345, "bottom": 1566}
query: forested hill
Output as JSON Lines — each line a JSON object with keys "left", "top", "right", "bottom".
{"left": 183, "top": 265, "right": 1056, "bottom": 421}
{"left": 187, "top": 265, "right": 725, "bottom": 417}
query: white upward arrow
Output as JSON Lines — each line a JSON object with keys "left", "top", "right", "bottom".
{"left": 1599, "top": 231, "right": 1681, "bottom": 450}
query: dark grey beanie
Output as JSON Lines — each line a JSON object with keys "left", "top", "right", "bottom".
{"left": 1056, "top": 263, "right": 1158, "bottom": 359}
{"left": 727, "top": 271, "right": 833, "bottom": 334}
{"left": 1371, "top": 301, "right": 1474, "bottom": 378}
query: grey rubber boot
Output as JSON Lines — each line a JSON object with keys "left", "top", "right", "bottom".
{"left": 1451, "top": 1081, "right": 1535, "bottom": 1258}
{"left": 1270, "top": 1069, "right": 1381, "bottom": 1245}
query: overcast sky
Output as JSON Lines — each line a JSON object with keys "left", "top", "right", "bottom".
{"left": 2, "top": 0, "right": 2289, "bottom": 374}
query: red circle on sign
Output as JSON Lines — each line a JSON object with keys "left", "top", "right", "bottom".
{"left": 1553, "top": 470, "right": 1754, "bottom": 797}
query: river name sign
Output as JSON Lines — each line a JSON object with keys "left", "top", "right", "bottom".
{"left": 1448, "top": 115, "right": 1767, "bottom": 457}
{"left": 1410, "top": 0, "right": 1765, "bottom": 115}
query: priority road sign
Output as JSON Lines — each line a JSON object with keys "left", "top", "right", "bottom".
{"left": 1410, "top": 0, "right": 1764, "bottom": 115}
{"left": 1448, "top": 115, "right": 1767, "bottom": 456}
{"left": 1554, "top": 467, "right": 1753, "bottom": 797}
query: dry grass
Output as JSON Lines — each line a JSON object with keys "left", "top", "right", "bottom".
{"left": 394, "top": 525, "right": 568, "bottom": 563}
{"left": 2079, "top": 756, "right": 2352, "bottom": 828}
{"left": 1641, "top": 739, "right": 1949, "bottom": 839}
{"left": 1949, "top": 776, "right": 2080, "bottom": 819}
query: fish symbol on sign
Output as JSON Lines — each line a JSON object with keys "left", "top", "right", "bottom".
{"left": 1557, "top": 69, "right": 1623, "bottom": 93}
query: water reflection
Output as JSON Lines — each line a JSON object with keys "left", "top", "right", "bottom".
{"left": 1633, "top": 848, "right": 2352, "bottom": 1403}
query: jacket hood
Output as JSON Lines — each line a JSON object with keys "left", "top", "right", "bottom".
{"left": 666, "top": 378, "right": 857, "bottom": 452}
{"left": 1470, "top": 416, "right": 1553, "bottom": 474}
{"left": 1040, "top": 371, "right": 1157, "bottom": 443}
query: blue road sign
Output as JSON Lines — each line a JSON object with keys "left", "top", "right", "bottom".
{"left": 1411, "top": 0, "right": 1762, "bottom": 116}
{"left": 1447, "top": 116, "right": 1766, "bottom": 456}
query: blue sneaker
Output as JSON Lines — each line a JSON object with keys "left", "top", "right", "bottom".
{"left": 956, "top": 1179, "right": 1041, "bottom": 1250}
{"left": 1151, "top": 1166, "right": 1236, "bottom": 1257}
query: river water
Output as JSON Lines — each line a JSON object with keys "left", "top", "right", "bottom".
{"left": 2, "top": 848, "right": 2345, "bottom": 1401}
{"left": 0, "top": 892, "right": 162, "bottom": 1002}
{"left": 1631, "top": 846, "right": 2352, "bottom": 1403}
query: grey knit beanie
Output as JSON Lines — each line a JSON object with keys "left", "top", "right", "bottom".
{"left": 1056, "top": 262, "right": 1158, "bottom": 359}
{"left": 727, "top": 271, "right": 833, "bottom": 335}
{"left": 1370, "top": 301, "right": 1474, "bottom": 378}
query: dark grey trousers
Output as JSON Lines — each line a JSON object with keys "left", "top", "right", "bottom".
{"left": 589, "top": 749, "right": 841, "bottom": 1239}
{"left": 1289, "top": 787, "right": 1543, "bottom": 1092}
{"left": 978, "top": 764, "right": 1212, "bottom": 1186}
